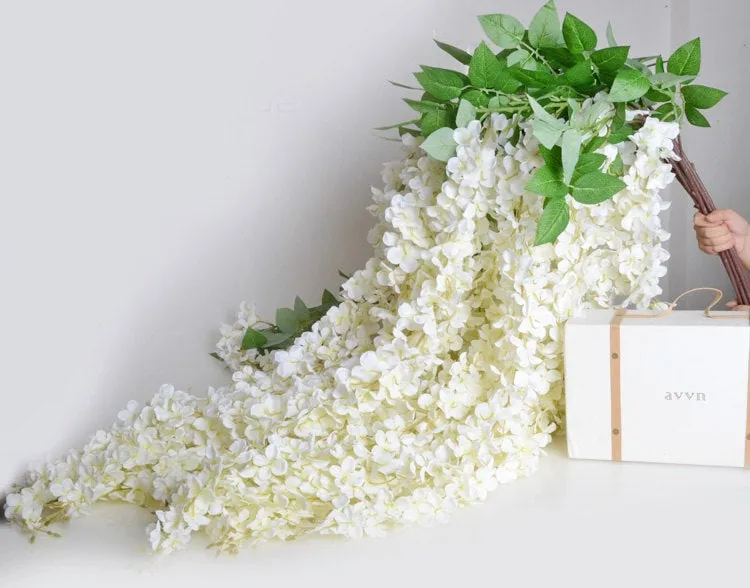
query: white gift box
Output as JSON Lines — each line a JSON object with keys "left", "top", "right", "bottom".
{"left": 565, "top": 301, "right": 750, "bottom": 468}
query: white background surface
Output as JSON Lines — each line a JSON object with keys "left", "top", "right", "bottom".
{"left": 1, "top": 1, "right": 748, "bottom": 586}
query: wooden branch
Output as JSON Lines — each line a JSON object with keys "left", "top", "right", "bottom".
{"left": 670, "top": 136, "right": 750, "bottom": 306}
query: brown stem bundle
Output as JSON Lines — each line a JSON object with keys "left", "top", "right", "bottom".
{"left": 669, "top": 136, "right": 750, "bottom": 306}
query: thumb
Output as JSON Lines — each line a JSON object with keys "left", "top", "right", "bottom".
{"left": 706, "top": 209, "right": 739, "bottom": 225}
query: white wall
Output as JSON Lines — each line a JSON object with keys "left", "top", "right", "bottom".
{"left": 0, "top": 0, "right": 733, "bottom": 487}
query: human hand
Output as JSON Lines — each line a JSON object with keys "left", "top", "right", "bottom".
{"left": 694, "top": 209, "right": 749, "bottom": 255}
{"left": 726, "top": 300, "right": 750, "bottom": 311}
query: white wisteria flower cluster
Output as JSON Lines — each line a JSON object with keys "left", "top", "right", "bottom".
{"left": 4, "top": 100, "right": 677, "bottom": 554}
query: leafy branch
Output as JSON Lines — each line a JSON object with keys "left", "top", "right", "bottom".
{"left": 376, "top": 0, "right": 727, "bottom": 245}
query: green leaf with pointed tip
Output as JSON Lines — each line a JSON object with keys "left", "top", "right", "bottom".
{"left": 590, "top": 46, "right": 630, "bottom": 73}
{"left": 403, "top": 98, "right": 444, "bottom": 113}
{"left": 608, "top": 125, "right": 635, "bottom": 144}
{"left": 561, "top": 129, "right": 582, "bottom": 185}
{"left": 668, "top": 38, "right": 701, "bottom": 77}
{"left": 434, "top": 39, "right": 472, "bottom": 65}
{"left": 322, "top": 289, "right": 338, "bottom": 305}
{"left": 414, "top": 66, "right": 469, "bottom": 101}
{"left": 294, "top": 296, "right": 310, "bottom": 321}
{"left": 507, "top": 48, "right": 535, "bottom": 69}
{"left": 608, "top": 69, "right": 650, "bottom": 102}
{"left": 511, "top": 68, "right": 557, "bottom": 88}
{"left": 606, "top": 22, "right": 617, "bottom": 47}
{"left": 584, "top": 135, "right": 608, "bottom": 153}
{"left": 609, "top": 152, "right": 624, "bottom": 175}
{"left": 456, "top": 99, "right": 477, "bottom": 128}
{"left": 525, "top": 165, "right": 568, "bottom": 198}
{"left": 562, "top": 13, "right": 597, "bottom": 54}
{"left": 241, "top": 328, "right": 268, "bottom": 350}
{"left": 276, "top": 307, "right": 298, "bottom": 334}
{"left": 572, "top": 152, "right": 607, "bottom": 182}
{"left": 649, "top": 72, "right": 695, "bottom": 88}
{"left": 421, "top": 127, "right": 457, "bottom": 162}
{"left": 260, "top": 332, "right": 293, "bottom": 349}
{"left": 528, "top": 0, "right": 563, "bottom": 49}
{"left": 388, "top": 80, "right": 421, "bottom": 90}
{"left": 652, "top": 103, "right": 677, "bottom": 121}
{"left": 535, "top": 198, "right": 570, "bottom": 245}
{"left": 571, "top": 171, "right": 626, "bottom": 204}
{"left": 538, "top": 46, "right": 580, "bottom": 68}
{"left": 655, "top": 55, "right": 665, "bottom": 73}
{"left": 478, "top": 13, "right": 526, "bottom": 49}
{"left": 461, "top": 89, "right": 490, "bottom": 108}
{"left": 564, "top": 60, "right": 595, "bottom": 88}
{"left": 539, "top": 144, "right": 563, "bottom": 174}
{"left": 420, "top": 108, "right": 454, "bottom": 137}
{"left": 685, "top": 105, "right": 710, "bottom": 127}
{"left": 681, "top": 84, "right": 727, "bottom": 109}
{"left": 470, "top": 41, "right": 521, "bottom": 92}
{"left": 645, "top": 87, "right": 671, "bottom": 102}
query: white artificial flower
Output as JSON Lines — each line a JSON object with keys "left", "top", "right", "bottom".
{"left": 4, "top": 97, "right": 674, "bottom": 554}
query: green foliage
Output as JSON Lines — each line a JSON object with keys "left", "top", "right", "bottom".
{"left": 420, "top": 127, "right": 457, "bottom": 161}
{"left": 375, "top": 1, "right": 726, "bottom": 246}
{"left": 240, "top": 289, "right": 342, "bottom": 354}
{"left": 562, "top": 13, "right": 597, "bottom": 53}
{"left": 571, "top": 171, "right": 627, "bottom": 204}
{"left": 668, "top": 38, "right": 701, "bottom": 77}
{"left": 434, "top": 39, "right": 472, "bottom": 65}
{"left": 681, "top": 85, "right": 727, "bottom": 109}
{"left": 535, "top": 198, "right": 570, "bottom": 244}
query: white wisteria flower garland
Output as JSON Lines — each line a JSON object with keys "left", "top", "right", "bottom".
{"left": 4, "top": 102, "right": 676, "bottom": 553}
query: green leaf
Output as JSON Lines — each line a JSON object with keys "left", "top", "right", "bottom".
{"left": 535, "top": 198, "right": 570, "bottom": 245}
{"left": 562, "top": 13, "right": 597, "bottom": 54}
{"left": 414, "top": 66, "right": 469, "bottom": 101}
{"left": 644, "top": 87, "right": 671, "bottom": 102}
{"left": 456, "top": 99, "right": 477, "bottom": 128}
{"left": 668, "top": 38, "right": 701, "bottom": 77}
{"left": 470, "top": 41, "right": 521, "bottom": 92}
{"left": 373, "top": 119, "right": 420, "bottom": 131}
{"left": 681, "top": 84, "right": 728, "bottom": 109}
{"left": 488, "top": 95, "right": 502, "bottom": 110}
{"left": 507, "top": 48, "right": 534, "bottom": 69}
{"left": 538, "top": 46, "right": 579, "bottom": 68}
{"left": 420, "top": 108, "right": 454, "bottom": 137}
{"left": 338, "top": 269, "right": 352, "bottom": 280}
{"left": 276, "top": 307, "right": 299, "bottom": 334}
{"left": 583, "top": 135, "right": 607, "bottom": 153}
{"left": 539, "top": 144, "right": 563, "bottom": 174}
{"left": 608, "top": 125, "right": 634, "bottom": 144}
{"left": 528, "top": 96, "right": 566, "bottom": 149}
{"left": 613, "top": 102, "right": 626, "bottom": 129}
{"left": 528, "top": 0, "right": 563, "bottom": 49}
{"left": 525, "top": 165, "right": 568, "bottom": 198}
{"left": 561, "top": 129, "right": 582, "bottom": 184}
{"left": 652, "top": 103, "right": 677, "bottom": 121}
{"left": 606, "top": 22, "right": 617, "bottom": 47}
{"left": 571, "top": 152, "right": 607, "bottom": 182}
{"left": 655, "top": 55, "right": 665, "bottom": 73}
{"left": 571, "top": 171, "right": 626, "bottom": 204}
{"left": 511, "top": 68, "right": 557, "bottom": 88}
{"left": 434, "top": 39, "right": 472, "bottom": 65}
{"left": 564, "top": 60, "right": 595, "bottom": 88}
{"left": 609, "top": 152, "right": 624, "bottom": 175}
{"left": 420, "top": 126, "right": 457, "bottom": 162}
{"left": 608, "top": 69, "right": 650, "bottom": 102}
{"left": 388, "top": 80, "right": 421, "bottom": 90}
{"left": 294, "top": 296, "right": 310, "bottom": 321}
{"left": 461, "top": 89, "right": 490, "bottom": 108}
{"left": 322, "top": 289, "right": 338, "bottom": 305}
{"left": 209, "top": 351, "right": 222, "bottom": 361}
{"left": 261, "top": 332, "right": 293, "bottom": 349}
{"left": 590, "top": 46, "right": 630, "bottom": 73}
{"left": 241, "top": 328, "right": 268, "bottom": 350}
{"left": 685, "top": 105, "right": 710, "bottom": 127}
{"left": 398, "top": 126, "right": 421, "bottom": 137}
{"left": 649, "top": 72, "right": 695, "bottom": 88}
{"left": 403, "top": 98, "right": 444, "bottom": 113}
{"left": 478, "top": 13, "right": 526, "bottom": 49}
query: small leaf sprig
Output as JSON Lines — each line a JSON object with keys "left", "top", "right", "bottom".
{"left": 376, "top": 0, "right": 728, "bottom": 245}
